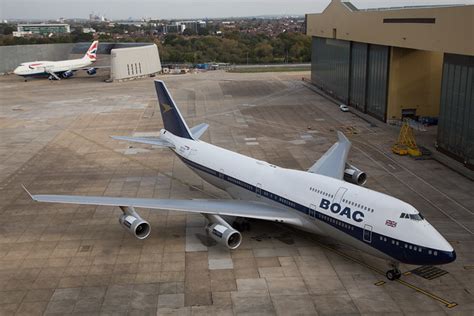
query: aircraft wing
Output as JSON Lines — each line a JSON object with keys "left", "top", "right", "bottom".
{"left": 111, "top": 136, "right": 175, "bottom": 148}
{"left": 307, "top": 131, "right": 351, "bottom": 180}
{"left": 24, "top": 189, "right": 302, "bottom": 225}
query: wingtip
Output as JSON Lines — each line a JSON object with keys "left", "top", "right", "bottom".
{"left": 21, "top": 184, "right": 34, "bottom": 200}
{"left": 336, "top": 130, "right": 350, "bottom": 143}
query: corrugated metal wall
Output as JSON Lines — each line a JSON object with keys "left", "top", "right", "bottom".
{"left": 437, "top": 54, "right": 474, "bottom": 168}
{"left": 311, "top": 37, "right": 389, "bottom": 120}
{"left": 311, "top": 37, "right": 350, "bottom": 102}
{"left": 349, "top": 42, "right": 368, "bottom": 111}
{"left": 366, "top": 44, "right": 390, "bottom": 121}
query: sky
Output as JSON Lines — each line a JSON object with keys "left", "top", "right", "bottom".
{"left": 1, "top": 0, "right": 473, "bottom": 20}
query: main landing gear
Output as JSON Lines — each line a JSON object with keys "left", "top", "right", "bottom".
{"left": 386, "top": 269, "right": 401, "bottom": 280}
{"left": 386, "top": 262, "right": 401, "bottom": 280}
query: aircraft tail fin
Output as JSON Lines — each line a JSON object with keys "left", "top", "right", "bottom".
{"left": 84, "top": 40, "right": 98, "bottom": 61}
{"left": 154, "top": 80, "right": 194, "bottom": 140}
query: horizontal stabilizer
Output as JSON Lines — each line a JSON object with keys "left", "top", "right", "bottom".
{"left": 111, "top": 136, "right": 174, "bottom": 148}
{"left": 190, "top": 123, "right": 209, "bottom": 140}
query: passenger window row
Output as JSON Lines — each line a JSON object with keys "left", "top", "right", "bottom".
{"left": 279, "top": 197, "right": 296, "bottom": 208}
{"left": 318, "top": 213, "right": 354, "bottom": 231}
{"left": 379, "top": 235, "right": 438, "bottom": 256}
{"left": 309, "top": 187, "right": 333, "bottom": 198}
{"left": 342, "top": 198, "right": 374, "bottom": 213}
{"left": 228, "top": 176, "right": 252, "bottom": 190}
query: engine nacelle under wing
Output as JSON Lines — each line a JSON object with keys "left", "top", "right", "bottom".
{"left": 343, "top": 163, "right": 367, "bottom": 186}
{"left": 86, "top": 68, "right": 97, "bottom": 75}
{"left": 118, "top": 206, "right": 151, "bottom": 239}
{"left": 62, "top": 70, "right": 74, "bottom": 78}
{"left": 206, "top": 223, "right": 242, "bottom": 249}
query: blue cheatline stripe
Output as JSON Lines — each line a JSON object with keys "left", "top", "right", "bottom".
{"left": 177, "top": 155, "right": 454, "bottom": 265}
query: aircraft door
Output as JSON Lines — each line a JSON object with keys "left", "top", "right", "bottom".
{"left": 256, "top": 183, "right": 262, "bottom": 198}
{"left": 363, "top": 224, "right": 372, "bottom": 243}
{"left": 309, "top": 204, "right": 317, "bottom": 218}
{"left": 333, "top": 187, "right": 348, "bottom": 203}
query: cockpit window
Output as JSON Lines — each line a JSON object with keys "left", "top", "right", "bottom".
{"left": 400, "top": 212, "right": 424, "bottom": 220}
{"left": 409, "top": 213, "right": 424, "bottom": 221}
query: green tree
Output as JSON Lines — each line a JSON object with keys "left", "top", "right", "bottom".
{"left": 255, "top": 42, "right": 273, "bottom": 63}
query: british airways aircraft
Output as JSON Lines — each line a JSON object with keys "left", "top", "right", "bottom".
{"left": 24, "top": 80, "right": 456, "bottom": 280}
{"left": 13, "top": 40, "right": 99, "bottom": 80}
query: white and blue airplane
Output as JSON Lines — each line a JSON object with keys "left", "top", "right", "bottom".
{"left": 13, "top": 41, "right": 100, "bottom": 80}
{"left": 24, "top": 80, "right": 456, "bottom": 280}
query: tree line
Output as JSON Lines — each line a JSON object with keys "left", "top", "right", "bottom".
{"left": 0, "top": 24, "right": 310, "bottom": 64}
{"left": 157, "top": 32, "right": 311, "bottom": 64}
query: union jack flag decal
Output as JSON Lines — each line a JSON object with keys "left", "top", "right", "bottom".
{"left": 385, "top": 219, "right": 397, "bottom": 227}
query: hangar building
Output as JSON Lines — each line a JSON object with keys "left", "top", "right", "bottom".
{"left": 306, "top": 0, "right": 474, "bottom": 169}
{"left": 71, "top": 42, "right": 162, "bottom": 81}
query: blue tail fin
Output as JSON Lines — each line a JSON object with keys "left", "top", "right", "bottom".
{"left": 154, "top": 80, "right": 194, "bottom": 140}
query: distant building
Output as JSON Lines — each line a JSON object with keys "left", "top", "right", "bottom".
{"left": 163, "top": 23, "right": 185, "bottom": 34}
{"left": 82, "top": 27, "right": 96, "bottom": 34}
{"left": 180, "top": 20, "right": 206, "bottom": 33}
{"left": 306, "top": 0, "right": 474, "bottom": 168}
{"left": 160, "top": 20, "right": 206, "bottom": 34}
{"left": 89, "top": 13, "right": 106, "bottom": 22}
{"left": 14, "top": 23, "right": 70, "bottom": 37}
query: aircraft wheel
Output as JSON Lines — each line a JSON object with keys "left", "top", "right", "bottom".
{"left": 386, "top": 269, "right": 401, "bottom": 281}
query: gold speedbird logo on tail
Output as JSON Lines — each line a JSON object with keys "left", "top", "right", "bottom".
{"left": 160, "top": 103, "right": 173, "bottom": 113}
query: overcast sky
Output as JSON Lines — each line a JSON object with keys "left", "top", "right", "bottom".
{"left": 1, "top": 0, "right": 472, "bottom": 20}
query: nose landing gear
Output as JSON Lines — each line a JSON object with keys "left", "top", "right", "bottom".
{"left": 386, "top": 269, "right": 401, "bottom": 280}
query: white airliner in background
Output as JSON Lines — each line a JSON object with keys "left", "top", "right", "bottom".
{"left": 24, "top": 80, "right": 456, "bottom": 280}
{"left": 13, "top": 40, "right": 99, "bottom": 80}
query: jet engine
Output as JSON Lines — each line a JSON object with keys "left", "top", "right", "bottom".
{"left": 118, "top": 206, "right": 151, "bottom": 239}
{"left": 206, "top": 223, "right": 242, "bottom": 249}
{"left": 205, "top": 215, "right": 242, "bottom": 249}
{"left": 62, "top": 70, "right": 74, "bottom": 78}
{"left": 343, "top": 163, "right": 367, "bottom": 186}
{"left": 86, "top": 68, "right": 97, "bottom": 75}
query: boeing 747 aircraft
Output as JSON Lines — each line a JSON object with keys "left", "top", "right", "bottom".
{"left": 24, "top": 80, "right": 456, "bottom": 280}
{"left": 13, "top": 40, "right": 100, "bottom": 80}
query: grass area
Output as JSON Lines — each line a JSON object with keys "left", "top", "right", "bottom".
{"left": 227, "top": 66, "right": 310, "bottom": 73}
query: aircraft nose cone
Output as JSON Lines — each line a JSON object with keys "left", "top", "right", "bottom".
{"left": 13, "top": 67, "right": 20, "bottom": 74}
{"left": 436, "top": 249, "right": 456, "bottom": 265}
{"left": 446, "top": 250, "right": 456, "bottom": 263}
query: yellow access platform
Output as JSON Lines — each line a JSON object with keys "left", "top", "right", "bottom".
{"left": 392, "top": 120, "right": 422, "bottom": 157}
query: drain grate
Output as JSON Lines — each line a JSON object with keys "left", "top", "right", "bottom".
{"left": 79, "top": 245, "right": 92, "bottom": 253}
{"left": 411, "top": 265, "right": 448, "bottom": 280}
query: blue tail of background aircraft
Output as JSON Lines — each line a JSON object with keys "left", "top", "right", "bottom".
{"left": 154, "top": 80, "right": 194, "bottom": 140}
